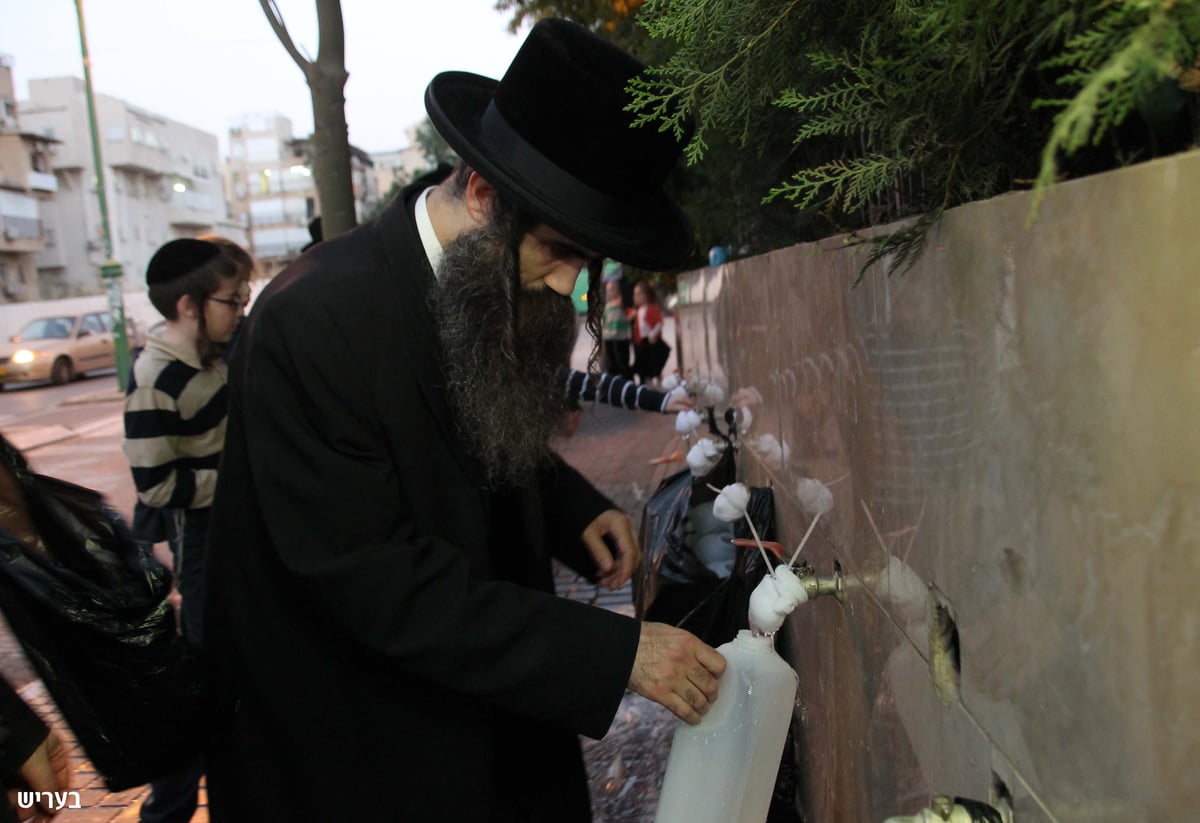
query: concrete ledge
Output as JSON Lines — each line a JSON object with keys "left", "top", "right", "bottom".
{"left": 3, "top": 424, "right": 79, "bottom": 452}
{"left": 2, "top": 413, "right": 124, "bottom": 453}
{"left": 59, "top": 388, "right": 124, "bottom": 406}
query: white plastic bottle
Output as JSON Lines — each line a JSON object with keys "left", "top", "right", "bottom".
{"left": 654, "top": 629, "right": 799, "bottom": 823}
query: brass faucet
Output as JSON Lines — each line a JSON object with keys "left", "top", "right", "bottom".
{"left": 793, "top": 559, "right": 846, "bottom": 602}
{"left": 730, "top": 539, "right": 851, "bottom": 603}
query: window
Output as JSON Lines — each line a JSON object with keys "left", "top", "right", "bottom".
{"left": 82, "top": 314, "right": 107, "bottom": 335}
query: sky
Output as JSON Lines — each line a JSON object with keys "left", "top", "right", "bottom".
{"left": 0, "top": 0, "right": 530, "bottom": 157}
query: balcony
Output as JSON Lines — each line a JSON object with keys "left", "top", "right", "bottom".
{"left": 106, "top": 141, "right": 168, "bottom": 175}
{"left": 28, "top": 171, "right": 57, "bottom": 192}
{"left": 0, "top": 214, "right": 44, "bottom": 253}
{"left": 168, "top": 190, "right": 217, "bottom": 229}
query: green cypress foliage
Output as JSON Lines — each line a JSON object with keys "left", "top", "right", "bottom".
{"left": 627, "top": 0, "right": 1199, "bottom": 275}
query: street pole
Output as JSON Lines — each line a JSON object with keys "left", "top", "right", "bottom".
{"left": 74, "top": 0, "right": 132, "bottom": 391}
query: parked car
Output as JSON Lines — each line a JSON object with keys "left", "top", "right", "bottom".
{"left": 0, "top": 312, "right": 139, "bottom": 389}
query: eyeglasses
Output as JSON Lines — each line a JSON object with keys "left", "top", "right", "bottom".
{"left": 208, "top": 294, "right": 249, "bottom": 310}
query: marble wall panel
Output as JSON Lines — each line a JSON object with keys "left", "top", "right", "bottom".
{"left": 671, "top": 150, "right": 1200, "bottom": 822}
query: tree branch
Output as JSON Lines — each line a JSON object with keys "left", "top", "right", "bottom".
{"left": 259, "top": 0, "right": 312, "bottom": 73}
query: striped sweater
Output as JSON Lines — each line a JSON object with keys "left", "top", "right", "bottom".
{"left": 560, "top": 368, "right": 670, "bottom": 413}
{"left": 123, "top": 336, "right": 228, "bottom": 510}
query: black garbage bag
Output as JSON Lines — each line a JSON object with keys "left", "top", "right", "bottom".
{"left": 634, "top": 444, "right": 731, "bottom": 624}
{"left": 0, "top": 435, "right": 225, "bottom": 791}
{"left": 632, "top": 467, "right": 705, "bottom": 624}
{"left": 633, "top": 447, "right": 778, "bottom": 628}
{"left": 676, "top": 486, "right": 777, "bottom": 647}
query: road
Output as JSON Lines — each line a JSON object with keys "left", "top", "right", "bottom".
{"left": 0, "top": 371, "right": 123, "bottom": 429}
{"left": 0, "top": 371, "right": 133, "bottom": 510}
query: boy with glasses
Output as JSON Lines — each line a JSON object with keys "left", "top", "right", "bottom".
{"left": 122, "top": 236, "right": 250, "bottom": 823}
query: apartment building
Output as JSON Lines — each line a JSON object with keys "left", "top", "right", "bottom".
{"left": 226, "top": 113, "right": 377, "bottom": 271}
{"left": 370, "top": 124, "right": 428, "bottom": 202}
{"left": 19, "top": 76, "right": 236, "bottom": 297}
{"left": 0, "top": 57, "right": 58, "bottom": 301}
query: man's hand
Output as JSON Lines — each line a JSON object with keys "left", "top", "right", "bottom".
{"left": 628, "top": 622, "right": 726, "bottom": 725}
{"left": 6, "top": 731, "right": 71, "bottom": 820}
{"left": 581, "top": 509, "right": 640, "bottom": 590}
{"left": 663, "top": 393, "right": 693, "bottom": 413}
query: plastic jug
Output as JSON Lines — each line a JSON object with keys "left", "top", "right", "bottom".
{"left": 654, "top": 629, "right": 799, "bottom": 823}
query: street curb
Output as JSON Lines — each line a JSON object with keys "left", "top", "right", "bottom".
{"left": 59, "top": 389, "right": 124, "bottom": 406}
{"left": 3, "top": 412, "right": 124, "bottom": 453}
{"left": 3, "top": 425, "right": 78, "bottom": 452}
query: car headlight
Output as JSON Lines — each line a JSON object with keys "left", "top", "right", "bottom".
{"left": 11, "top": 349, "right": 37, "bottom": 364}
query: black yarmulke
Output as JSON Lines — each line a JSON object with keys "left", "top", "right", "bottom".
{"left": 146, "top": 238, "right": 221, "bottom": 286}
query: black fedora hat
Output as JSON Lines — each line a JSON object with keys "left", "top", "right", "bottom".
{"left": 425, "top": 18, "right": 693, "bottom": 270}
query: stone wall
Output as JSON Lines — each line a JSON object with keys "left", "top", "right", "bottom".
{"left": 672, "top": 149, "right": 1200, "bottom": 821}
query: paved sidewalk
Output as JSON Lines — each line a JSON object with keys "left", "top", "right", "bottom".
{"left": 5, "top": 395, "right": 684, "bottom": 822}
{"left": 554, "top": 401, "right": 687, "bottom": 822}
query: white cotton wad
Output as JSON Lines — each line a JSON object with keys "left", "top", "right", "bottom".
{"left": 711, "top": 483, "right": 751, "bottom": 521}
{"left": 795, "top": 477, "right": 834, "bottom": 515}
{"left": 753, "top": 434, "right": 790, "bottom": 470}
{"left": 675, "top": 409, "right": 703, "bottom": 436}
{"left": 686, "top": 439, "right": 721, "bottom": 476}
{"left": 703, "top": 382, "right": 725, "bottom": 407}
{"left": 874, "top": 555, "right": 928, "bottom": 624}
{"left": 661, "top": 373, "right": 681, "bottom": 392}
{"left": 747, "top": 565, "right": 808, "bottom": 635}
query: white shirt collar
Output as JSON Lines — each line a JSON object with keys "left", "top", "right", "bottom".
{"left": 413, "top": 186, "right": 444, "bottom": 277}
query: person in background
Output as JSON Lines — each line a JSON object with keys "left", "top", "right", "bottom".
{"left": 632, "top": 280, "right": 669, "bottom": 385}
{"left": 203, "top": 19, "right": 724, "bottom": 822}
{"left": 300, "top": 216, "right": 322, "bottom": 252}
{"left": 601, "top": 277, "right": 633, "bottom": 380}
{"left": 122, "top": 237, "right": 250, "bottom": 823}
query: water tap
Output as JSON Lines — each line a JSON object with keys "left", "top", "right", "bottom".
{"left": 793, "top": 559, "right": 846, "bottom": 602}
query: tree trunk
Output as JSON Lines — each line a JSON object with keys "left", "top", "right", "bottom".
{"left": 261, "top": 0, "right": 357, "bottom": 241}
{"left": 306, "top": 0, "right": 356, "bottom": 238}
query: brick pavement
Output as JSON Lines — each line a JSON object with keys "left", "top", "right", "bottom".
{"left": 554, "top": 401, "right": 687, "bottom": 822}
{"left": 2, "top": 389, "right": 685, "bottom": 822}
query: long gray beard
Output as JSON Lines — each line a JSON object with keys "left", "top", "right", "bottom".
{"left": 429, "top": 221, "right": 577, "bottom": 489}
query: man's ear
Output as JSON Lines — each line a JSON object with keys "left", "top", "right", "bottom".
{"left": 463, "top": 171, "right": 498, "bottom": 226}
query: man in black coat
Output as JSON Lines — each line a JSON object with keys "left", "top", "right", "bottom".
{"left": 204, "top": 19, "right": 725, "bottom": 821}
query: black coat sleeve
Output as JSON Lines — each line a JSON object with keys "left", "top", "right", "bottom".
{"left": 538, "top": 455, "right": 619, "bottom": 581}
